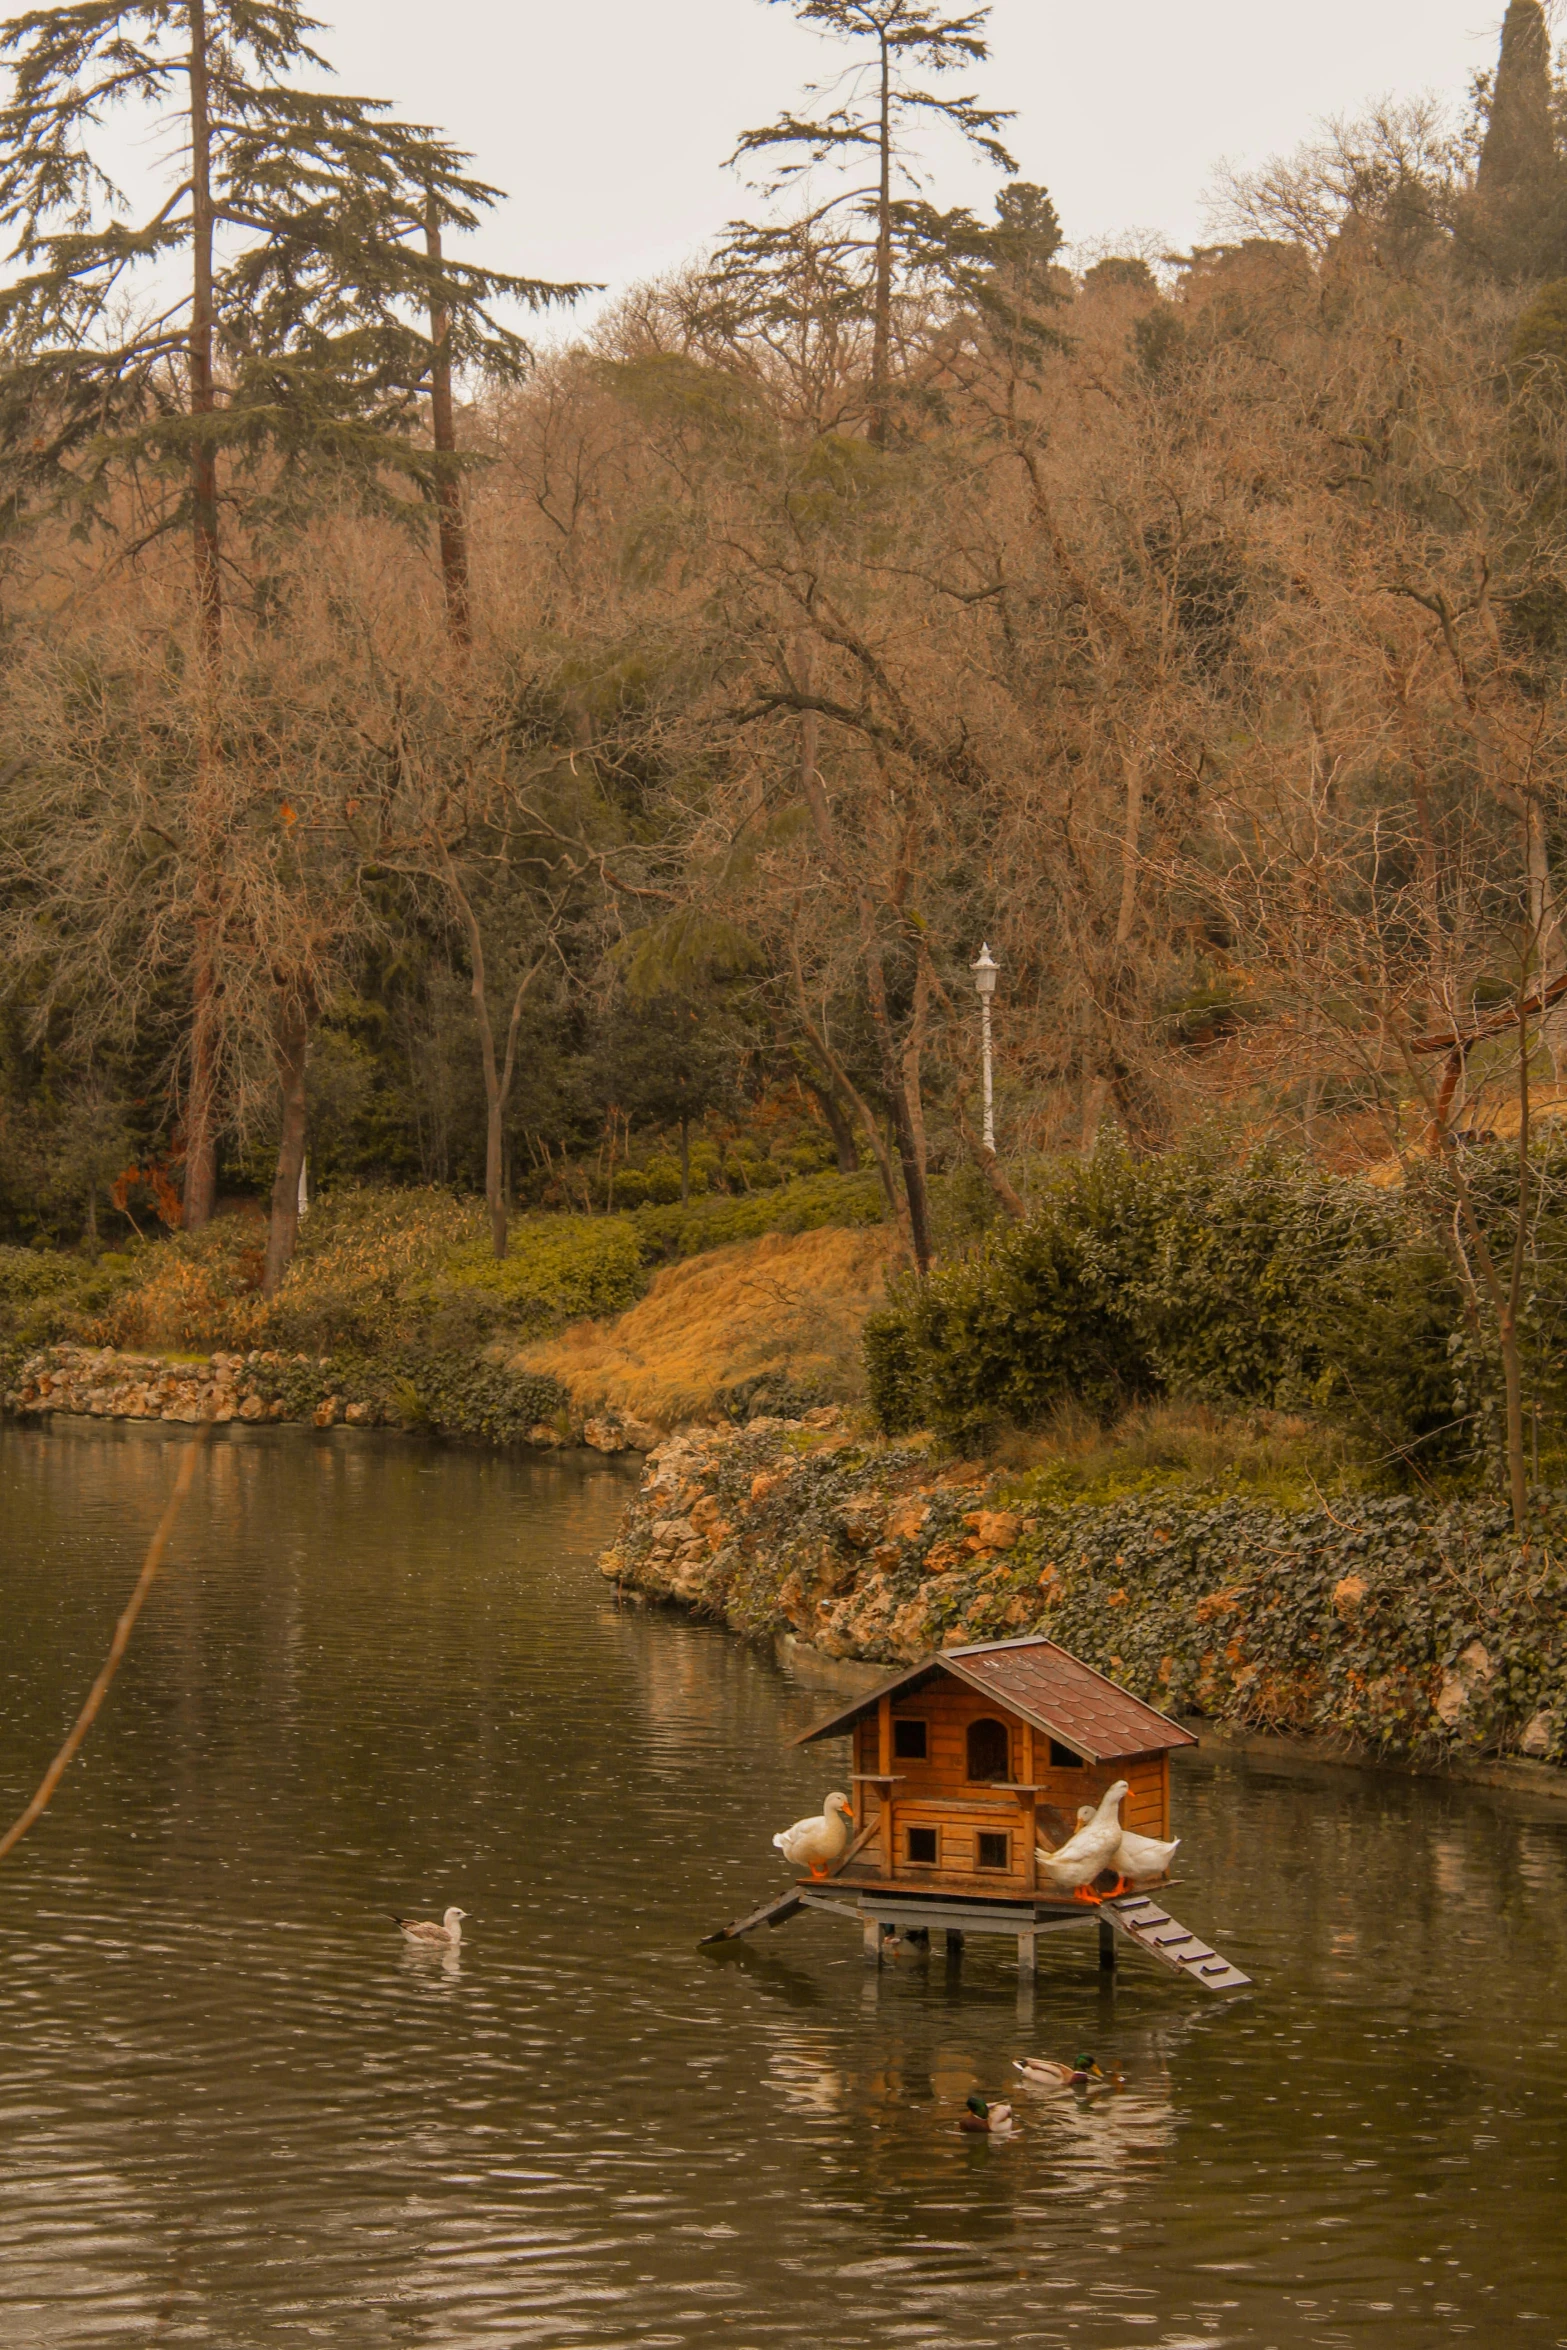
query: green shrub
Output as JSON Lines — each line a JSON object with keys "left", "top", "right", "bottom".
{"left": 864, "top": 1141, "right": 1467, "bottom": 1466}
{"left": 246, "top": 1347, "right": 569, "bottom": 1442}
{"left": 633, "top": 1168, "right": 884, "bottom": 1261}
{"left": 444, "top": 1215, "right": 646, "bottom": 1328}
{"left": 0, "top": 1240, "right": 155, "bottom": 1349}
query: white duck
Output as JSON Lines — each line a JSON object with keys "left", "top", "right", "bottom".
{"left": 1036, "top": 1780, "right": 1130, "bottom": 1897}
{"left": 773, "top": 1791, "right": 853, "bottom": 1878}
{"left": 392, "top": 1905, "right": 467, "bottom": 1948}
{"left": 1076, "top": 1801, "right": 1180, "bottom": 1883}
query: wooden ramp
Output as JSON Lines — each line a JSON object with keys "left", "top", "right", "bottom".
{"left": 699, "top": 1887, "right": 804, "bottom": 1945}
{"left": 1103, "top": 1891, "right": 1251, "bottom": 1991}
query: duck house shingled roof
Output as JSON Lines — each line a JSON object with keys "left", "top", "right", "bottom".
{"left": 793, "top": 1635, "right": 1197, "bottom": 1765}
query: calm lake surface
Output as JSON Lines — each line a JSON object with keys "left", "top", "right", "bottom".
{"left": 2, "top": 1421, "right": 1565, "bottom": 2349}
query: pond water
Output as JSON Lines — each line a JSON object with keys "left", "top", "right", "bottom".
{"left": 2, "top": 1421, "right": 1566, "bottom": 2349}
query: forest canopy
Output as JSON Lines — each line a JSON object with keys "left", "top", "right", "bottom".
{"left": 4, "top": 0, "right": 1567, "bottom": 1438}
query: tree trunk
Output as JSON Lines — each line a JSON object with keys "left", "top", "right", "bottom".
{"left": 262, "top": 1002, "right": 309, "bottom": 1299}
{"left": 182, "top": 2, "right": 222, "bottom": 1229}
{"left": 869, "top": 29, "right": 893, "bottom": 446}
{"left": 424, "top": 202, "right": 471, "bottom": 650}
{"left": 804, "top": 1078, "right": 860, "bottom": 1172}
{"left": 1502, "top": 1005, "right": 1533, "bottom": 1532}
{"left": 438, "top": 849, "right": 508, "bottom": 1258}
{"left": 956, "top": 1099, "right": 1026, "bottom": 1220}
{"left": 884, "top": 1077, "right": 933, "bottom": 1272}
{"left": 182, "top": 936, "right": 220, "bottom": 1229}
{"left": 187, "top": 0, "right": 220, "bottom": 657}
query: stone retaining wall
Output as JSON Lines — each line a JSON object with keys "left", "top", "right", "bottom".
{"left": 5, "top": 1342, "right": 659, "bottom": 1451}
{"left": 601, "top": 1419, "right": 1567, "bottom": 1771}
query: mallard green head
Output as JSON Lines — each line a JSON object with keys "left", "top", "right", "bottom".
{"left": 1074, "top": 2055, "right": 1104, "bottom": 2077}
{"left": 966, "top": 2094, "right": 990, "bottom": 2119}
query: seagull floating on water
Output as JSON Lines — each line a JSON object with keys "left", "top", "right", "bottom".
{"left": 392, "top": 1905, "right": 467, "bottom": 1948}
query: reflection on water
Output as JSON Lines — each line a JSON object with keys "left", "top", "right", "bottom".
{"left": 2, "top": 1419, "right": 1566, "bottom": 2347}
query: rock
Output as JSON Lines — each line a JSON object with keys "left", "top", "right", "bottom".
{"left": 964, "top": 1509, "right": 1021, "bottom": 1551}
{"left": 802, "top": 1404, "right": 841, "bottom": 1429}
{"left": 343, "top": 1401, "right": 374, "bottom": 1426}
{"left": 583, "top": 1416, "right": 626, "bottom": 1454}
{"left": 619, "top": 1416, "right": 663, "bottom": 1451}
{"left": 528, "top": 1421, "right": 563, "bottom": 1447}
{"left": 885, "top": 1501, "right": 929, "bottom": 1543}
{"left": 1435, "top": 1639, "right": 1495, "bottom": 1729}
{"left": 312, "top": 1397, "right": 341, "bottom": 1428}
{"left": 1333, "top": 1574, "right": 1368, "bottom": 1618}
{"left": 1520, "top": 1709, "right": 1556, "bottom": 1759}
{"left": 267, "top": 1400, "right": 287, "bottom": 1420}
{"left": 239, "top": 1394, "right": 266, "bottom": 1423}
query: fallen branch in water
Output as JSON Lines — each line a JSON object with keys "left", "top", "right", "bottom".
{"left": 0, "top": 1420, "right": 211, "bottom": 1867}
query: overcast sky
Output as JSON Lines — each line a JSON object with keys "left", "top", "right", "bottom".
{"left": 290, "top": 0, "right": 1515, "bottom": 323}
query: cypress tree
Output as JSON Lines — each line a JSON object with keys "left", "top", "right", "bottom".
{"left": 0, "top": 3, "right": 589, "bottom": 1224}
{"left": 1471, "top": 0, "right": 1564, "bottom": 279}
{"left": 1478, "top": 0, "right": 1556, "bottom": 198}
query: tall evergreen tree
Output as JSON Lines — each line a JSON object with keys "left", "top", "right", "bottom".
{"left": 0, "top": 2, "right": 588, "bottom": 1223}
{"left": 1470, "top": 0, "right": 1564, "bottom": 278}
{"left": 723, "top": 0, "right": 1015, "bottom": 443}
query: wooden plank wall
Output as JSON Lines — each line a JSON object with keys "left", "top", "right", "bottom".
{"left": 849, "top": 1688, "right": 1170, "bottom": 1895}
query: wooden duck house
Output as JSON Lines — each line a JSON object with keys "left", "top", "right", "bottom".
{"left": 707, "top": 1635, "right": 1251, "bottom": 1994}
{"left": 800, "top": 1633, "right": 1194, "bottom": 1900}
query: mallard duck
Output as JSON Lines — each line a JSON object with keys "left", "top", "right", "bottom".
{"left": 1036, "top": 1780, "right": 1130, "bottom": 1897}
{"left": 960, "top": 2094, "right": 1016, "bottom": 2135}
{"left": 1014, "top": 2054, "right": 1102, "bottom": 2091}
{"left": 772, "top": 1791, "right": 853, "bottom": 1878}
{"left": 392, "top": 1905, "right": 467, "bottom": 1948}
{"left": 1076, "top": 1802, "right": 1180, "bottom": 1882}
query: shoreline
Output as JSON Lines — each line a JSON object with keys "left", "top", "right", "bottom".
{"left": 1, "top": 1340, "right": 647, "bottom": 1454}
{"left": 602, "top": 1418, "right": 1567, "bottom": 1790}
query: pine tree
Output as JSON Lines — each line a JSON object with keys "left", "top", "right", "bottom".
{"left": 0, "top": 2, "right": 589, "bottom": 1224}
{"left": 723, "top": 0, "right": 1016, "bottom": 443}
{"left": 1471, "top": 0, "right": 1564, "bottom": 279}
{"left": 895, "top": 178, "right": 1068, "bottom": 387}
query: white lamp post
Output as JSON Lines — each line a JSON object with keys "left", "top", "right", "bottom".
{"left": 971, "top": 943, "right": 999, "bottom": 1150}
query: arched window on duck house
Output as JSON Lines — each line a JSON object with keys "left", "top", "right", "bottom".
{"left": 966, "top": 1716, "right": 1011, "bottom": 1784}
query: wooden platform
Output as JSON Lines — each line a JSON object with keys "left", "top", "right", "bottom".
{"left": 701, "top": 1875, "right": 1251, "bottom": 1993}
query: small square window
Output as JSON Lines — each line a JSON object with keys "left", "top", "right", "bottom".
{"left": 893, "top": 1718, "right": 928, "bottom": 1760}
{"left": 1049, "top": 1739, "right": 1084, "bottom": 1769}
{"left": 977, "top": 1832, "right": 1010, "bottom": 1871}
{"left": 906, "top": 1826, "right": 938, "bottom": 1864}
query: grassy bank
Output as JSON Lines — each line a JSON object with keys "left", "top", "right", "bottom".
{"left": 0, "top": 1172, "right": 890, "bottom": 1444}
{"left": 601, "top": 1419, "right": 1567, "bottom": 1770}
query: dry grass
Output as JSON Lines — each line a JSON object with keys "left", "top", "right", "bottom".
{"left": 992, "top": 1397, "right": 1361, "bottom": 1507}
{"left": 513, "top": 1224, "right": 899, "bottom": 1426}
